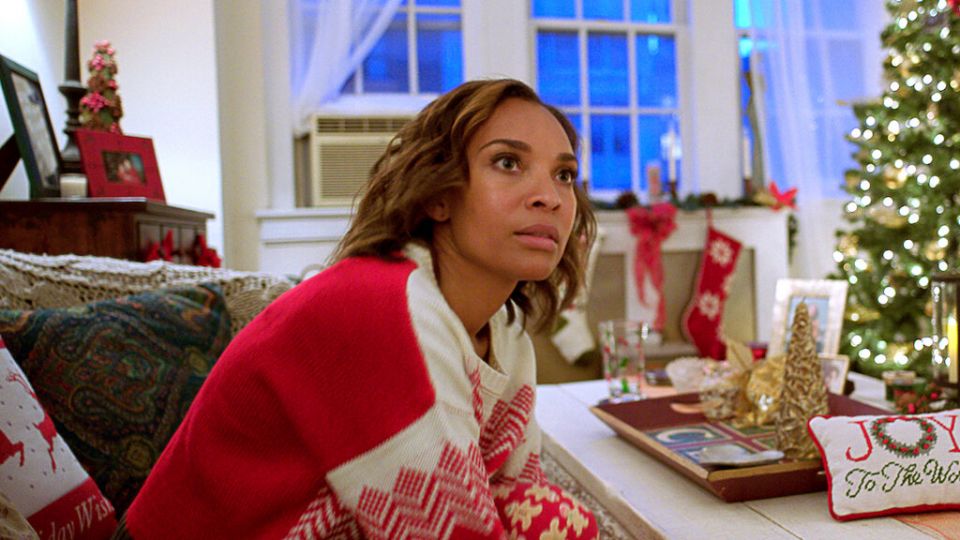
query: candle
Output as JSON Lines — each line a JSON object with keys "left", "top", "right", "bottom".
{"left": 666, "top": 127, "right": 677, "bottom": 182}
{"left": 949, "top": 315, "right": 958, "bottom": 383}
{"left": 646, "top": 162, "right": 662, "bottom": 202}
{"left": 60, "top": 174, "right": 87, "bottom": 198}
{"left": 742, "top": 132, "right": 753, "bottom": 179}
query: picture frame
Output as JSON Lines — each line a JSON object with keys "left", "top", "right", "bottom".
{"left": 820, "top": 354, "right": 850, "bottom": 395}
{"left": 76, "top": 129, "right": 165, "bottom": 202}
{"left": 0, "top": 54, "right": 61, "bottom": 197}
{"left": 768, "top": 278, "right": 848, "bottom": 357}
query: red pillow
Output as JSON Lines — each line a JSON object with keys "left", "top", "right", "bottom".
{"left": 494, "top": 481, "right": 598, "bottom": 539}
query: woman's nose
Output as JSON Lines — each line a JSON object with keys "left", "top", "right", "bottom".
{"left": 526, "top": 170, "right": 562, "bottom": 210}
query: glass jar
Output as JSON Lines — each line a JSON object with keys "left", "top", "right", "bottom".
{"left": 931, "top": 273, "right": 960, "bottom": 397}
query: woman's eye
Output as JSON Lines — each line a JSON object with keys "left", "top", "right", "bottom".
{"left": 496, "top": 156, "right": 520, "bottom": 171}
{"left": 557, "top": 169, "right": 577, "bottom": 184}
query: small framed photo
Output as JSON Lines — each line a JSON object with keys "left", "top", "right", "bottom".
{"left": 76, "top": 129, "right": 165, "bottom": 202}
{"left": 820, "top": 354, "right": 850, "bottom": 395}
{"left": 0, "top": 54, "right": 61, "bottom": 197}
{"left": 768, "top": 279, "right": 848, "bottom": 357}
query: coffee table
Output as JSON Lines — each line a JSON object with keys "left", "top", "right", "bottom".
{"left": 535, "top": 373, "right": 943, "bottom": 539}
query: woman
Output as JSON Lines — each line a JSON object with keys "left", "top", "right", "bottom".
{"left": 123, "top": 79, "right": 598, "bottom": 539}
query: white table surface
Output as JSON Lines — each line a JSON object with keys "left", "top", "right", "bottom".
{"left": 535, "top": 373, "right": 936, "bottom": 539}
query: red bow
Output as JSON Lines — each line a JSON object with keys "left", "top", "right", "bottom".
{"left": 950, "top": 0, "right": 960, "bottom": 16}
{"left": 626, "top": 202, "right": 678, "bottom": 331}
{"left": 143, "top": 230, "right": 175, "bottom": 262}
{"left": 769, "top": 181, "right": 797, "bottom": 210}
{"left": 192, "top": 234, "right": 222, "bottom": 268}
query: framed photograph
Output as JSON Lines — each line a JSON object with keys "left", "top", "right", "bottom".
{"left": 820, "top": 354, "right": 850, "bottom": 395}
{"left": 768, "top": 279, "right": 848, "bottom": 357}
{"left": 76, "top": 129, "right": 165, "bottom": 202}
{"left": 0, "top": 54, "right": 61, "bottom": 197}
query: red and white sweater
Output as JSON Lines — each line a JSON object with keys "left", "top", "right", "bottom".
{"left": 126, "top": 244, "right": 596, "bottom": 539}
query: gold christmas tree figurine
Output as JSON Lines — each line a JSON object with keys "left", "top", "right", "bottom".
{"left": 775, "top": 301, "right": 829, "bottom": 460}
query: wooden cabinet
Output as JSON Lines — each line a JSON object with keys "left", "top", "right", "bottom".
{"left": 0, "top": 198, "right": 213, "bottom": 263}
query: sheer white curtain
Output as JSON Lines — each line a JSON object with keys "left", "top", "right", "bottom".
{"left": 290, "top": 0, "right": 403, "bottom": 134}
{"left": 746, "top": 0, "right": 885, "bottom": 278}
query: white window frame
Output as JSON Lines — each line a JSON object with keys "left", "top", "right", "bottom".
{"left": 528, "top": 4, "right": 685, "bottom": 200}
{"left": 341, "top": 0, "right": 463, "bottom": 96}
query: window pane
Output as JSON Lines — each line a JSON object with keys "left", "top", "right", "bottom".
{"left": 418, "top": 14, "right": 462, "bottom": 93}
{"left": 638, "top": 115, "right": 681, "bottom": 191}
{"left": 630, "top": 0, "right": 671, "bottom": 23}
{"left": 584, "top": 0, "right": 623, "bottom": 20}
{"left": 805, "top": 37, "right": 825, "bottom": 107}
{"left": 635, "top": 34, "right": 676, "bottom": 108}
{"left": 588, "top": 33, "right": 629, "bottom": 106}
{"left": 734, "top": 0, "right": 751, "bottom": 28}
{"left": 363, "top": 14, "right": 408, "bottom": 92}
{"left": 532, "top": 0, "right": 575, "bottom": 18}
{"left": 826, "top": 39, "right": 864, "bottom": 101}
{"left": 418, "top": 0, "right": 460, "bottom": 5}
{"left": 820, "top": 0, "right": 858, "bottom": 30}
{"left": 538, "top": 32, "right": 580, "bottom": 106}
{"left": 590, "top": 115, "right": 631, "bottom": 191}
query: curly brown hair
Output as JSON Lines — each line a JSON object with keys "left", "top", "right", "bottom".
{"left": 333, "top": 78, "right": 596, "bottom": 331}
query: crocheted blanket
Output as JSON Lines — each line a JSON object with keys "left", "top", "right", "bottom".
{"left": 0, "top": 249, "right": 295, "bottom": 335}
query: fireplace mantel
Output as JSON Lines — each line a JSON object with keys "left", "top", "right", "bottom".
{"left": 596, "top": 207, "right": 789, "bottom": 343}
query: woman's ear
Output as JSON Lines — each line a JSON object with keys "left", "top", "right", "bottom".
{"left": 427, "top": 197, "right": 451, "bottom": 222}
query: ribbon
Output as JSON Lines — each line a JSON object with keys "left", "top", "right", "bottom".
{"left": 143, "top": 230, "right": 175, "bottom": 262}
{"left": 192, "top": 234, "right": 222, "bottom": 268}
{"left": 626, "top": 202, "right": 678, "bottom": 331}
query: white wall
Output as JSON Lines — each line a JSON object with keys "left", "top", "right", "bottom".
{"left": 0, "top": 0, "right": 65, "bottom": 200}
{"left": 78, "top": 0, "right": 224, "bottom": 251}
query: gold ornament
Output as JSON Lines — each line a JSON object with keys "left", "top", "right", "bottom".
{"left": 846, "top": 304, "right": 881, "bottom": 323}
{"left": 883, "top": 165, "right": 908, "bottom": 188}
{"left": 775, "top": 302, "right": 830, "bottom": 460}
{"left": 868, "top": 206, "right": 907, "bottom": 228}
{"left": 925, "top": 240, "right": 946, "bottom": 261}
{"left": 838, "top": 234, "right": 859, "bottom": 257}
{"left": 736, "top": 354, "right": 786, "bottom": 428}
{"left": 885, "top": 343, "right": 913, "bottom": 365}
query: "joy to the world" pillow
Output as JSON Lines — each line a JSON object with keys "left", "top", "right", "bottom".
{"left": 809, "top": 411, "right": 960, "bottom": 520}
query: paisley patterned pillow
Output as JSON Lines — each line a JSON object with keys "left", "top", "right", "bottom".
{"left": 0, "top": 283, "right": 231, "bottom": 514}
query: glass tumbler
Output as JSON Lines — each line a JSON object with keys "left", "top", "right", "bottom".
{"left": 598, "top": 319, "right": 647, "bottom": 402}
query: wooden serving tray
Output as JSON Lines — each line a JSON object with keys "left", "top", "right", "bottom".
{"left": 590, "top": 393, "right": 888, "bottom": 502}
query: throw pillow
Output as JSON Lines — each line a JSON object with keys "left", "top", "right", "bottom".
{"left": 808, "top": 412, "right": 960, "bottom": 520}
{"left": 0, "top": 283, "right": 231, "bottom": 514}
{"left": 0, "top": 341, "right": 116, "bottom": 539}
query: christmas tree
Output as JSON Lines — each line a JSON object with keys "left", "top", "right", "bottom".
{"left": 833, "top": 0, "right": 960, "bottom": 377}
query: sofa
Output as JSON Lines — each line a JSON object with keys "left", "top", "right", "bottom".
{"left": 0, "top": 249, "right": 629, "bottom": 539}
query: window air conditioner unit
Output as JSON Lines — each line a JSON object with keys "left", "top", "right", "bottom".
{"left": 304, "top": 115, "right": 412, "bottom": 206}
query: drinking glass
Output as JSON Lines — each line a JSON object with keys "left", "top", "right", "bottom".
{"left": 598, "top": 319, "right": 647, "bottom": 402}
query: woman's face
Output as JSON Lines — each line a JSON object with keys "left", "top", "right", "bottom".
{"left": 431, "top": 97, "right": 578, "bottom": 289}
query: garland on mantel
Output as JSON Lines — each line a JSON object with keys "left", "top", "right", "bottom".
{"left": 589, "top": 186, "right": 799, "bottom": 261}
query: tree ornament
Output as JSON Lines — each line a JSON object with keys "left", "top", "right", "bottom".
{"left": 882, "top": 165, "right": 907, "bottom": 188}
{"left": 868, "top": 206, "right": 907, "bottom": 228}
{"left": 925, "top": 240, "right": 946, "bottom": 261}
{"left": 79, "top": 40, "right": 123, "bottom": 133}
{"left": 775, "top": 302, "right": 829, "bottom": 460}
{"left": 838, "top": 234, "right": 859, "bottom": 257}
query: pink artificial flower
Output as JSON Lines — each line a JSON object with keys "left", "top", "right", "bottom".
{"left": 107, "top": 79, "right": 118, "bottom": 90}
{"left": 80, "top": 92, "right": 109, "bottom": 112}
{"left": 106, "top": 47, "right": 115, "bottom": 56}
{"left": 89, "top": 54, "right": 107, "bottom": 71}
{"left": 94, "top": 39, "right": 111, "bottom": 50}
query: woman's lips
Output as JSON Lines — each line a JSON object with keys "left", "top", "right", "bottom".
{"left": 515, "top": 224, "right": 560, "bottom": 250}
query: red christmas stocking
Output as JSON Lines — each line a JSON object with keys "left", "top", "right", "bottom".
{"left": 681, "top": 226, "right": 743, "bottom": 359}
